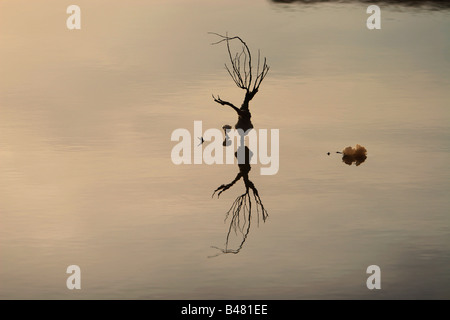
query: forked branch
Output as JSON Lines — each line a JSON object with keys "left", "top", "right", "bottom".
{"left": 211, "top": 169, "right": 268, "bottom": 255}
{"left": 211, "top": 94, "right": 241, "bottom": 115}
{"left": 209, "top": 32, "right": 269, "bottom": 107}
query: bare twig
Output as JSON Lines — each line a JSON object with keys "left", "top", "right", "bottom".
{"left": 209, "top": 32, "right": 269, "bottom": 111}
{"left": 211, "top": 164, "right": 268, "bottom": 255}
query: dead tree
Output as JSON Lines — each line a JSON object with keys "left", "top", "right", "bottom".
{"left": 209, "top": 34, "right": 270, "bottom": 255}
{"left": 209, "top": 33, "right": 269, "bottom": 132}
{"left": 211, "top": 147, "right": 268, "bottom": 255}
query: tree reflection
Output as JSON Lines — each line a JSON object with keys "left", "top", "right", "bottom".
{"left": 209, "top": 33, "right": 270, "bottom": 255}
{"left": 211, "top": 146, "right": 268, "bottom": 255}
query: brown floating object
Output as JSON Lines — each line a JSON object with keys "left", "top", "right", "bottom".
{"left": 339, "top": 144, "right": 367, "bottom": 166}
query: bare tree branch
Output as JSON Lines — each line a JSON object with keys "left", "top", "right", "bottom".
{"left": 212, "top": 94, "right": 241, "bottom": 115}
{"left": 211, "top": 147, "right": 269, "bottom": 255}
{"left": 211, "top": 181, "right": 268, "bottom": 255}
{"left": 208, "top": 34, "right": 270, "bottom": 255}
{"left": 209, "top": 32, "right": 270, "bottom": 112}
{"left": 212, "top": 172, "right": 242, "bottom": 198}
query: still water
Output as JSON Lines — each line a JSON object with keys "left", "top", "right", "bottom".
{"left": 0, "top": 0, "right": 449, "bottom": 299}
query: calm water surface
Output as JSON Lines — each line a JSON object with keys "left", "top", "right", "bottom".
{"left": 0, "top": 0, "right": 449, "bottom": 299}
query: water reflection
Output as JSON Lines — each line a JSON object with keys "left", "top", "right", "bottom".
{"left": 270, "top": 0, "right": 450, "bottom": 10}
{"left": 212, "top": 146, "right": 268, "bottom": 255}
{"left": 209, "top": 33, "right": 270, "bottom": 254}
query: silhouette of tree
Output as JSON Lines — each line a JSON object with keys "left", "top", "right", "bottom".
{"left": 209, "top": 33, "right": 269, "bottom": 132}
{"left": 211, "top": 147, "right": 268, "bottom": 254}
{"left": 209, "top": 33, "right": 270, "bottom": 255}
